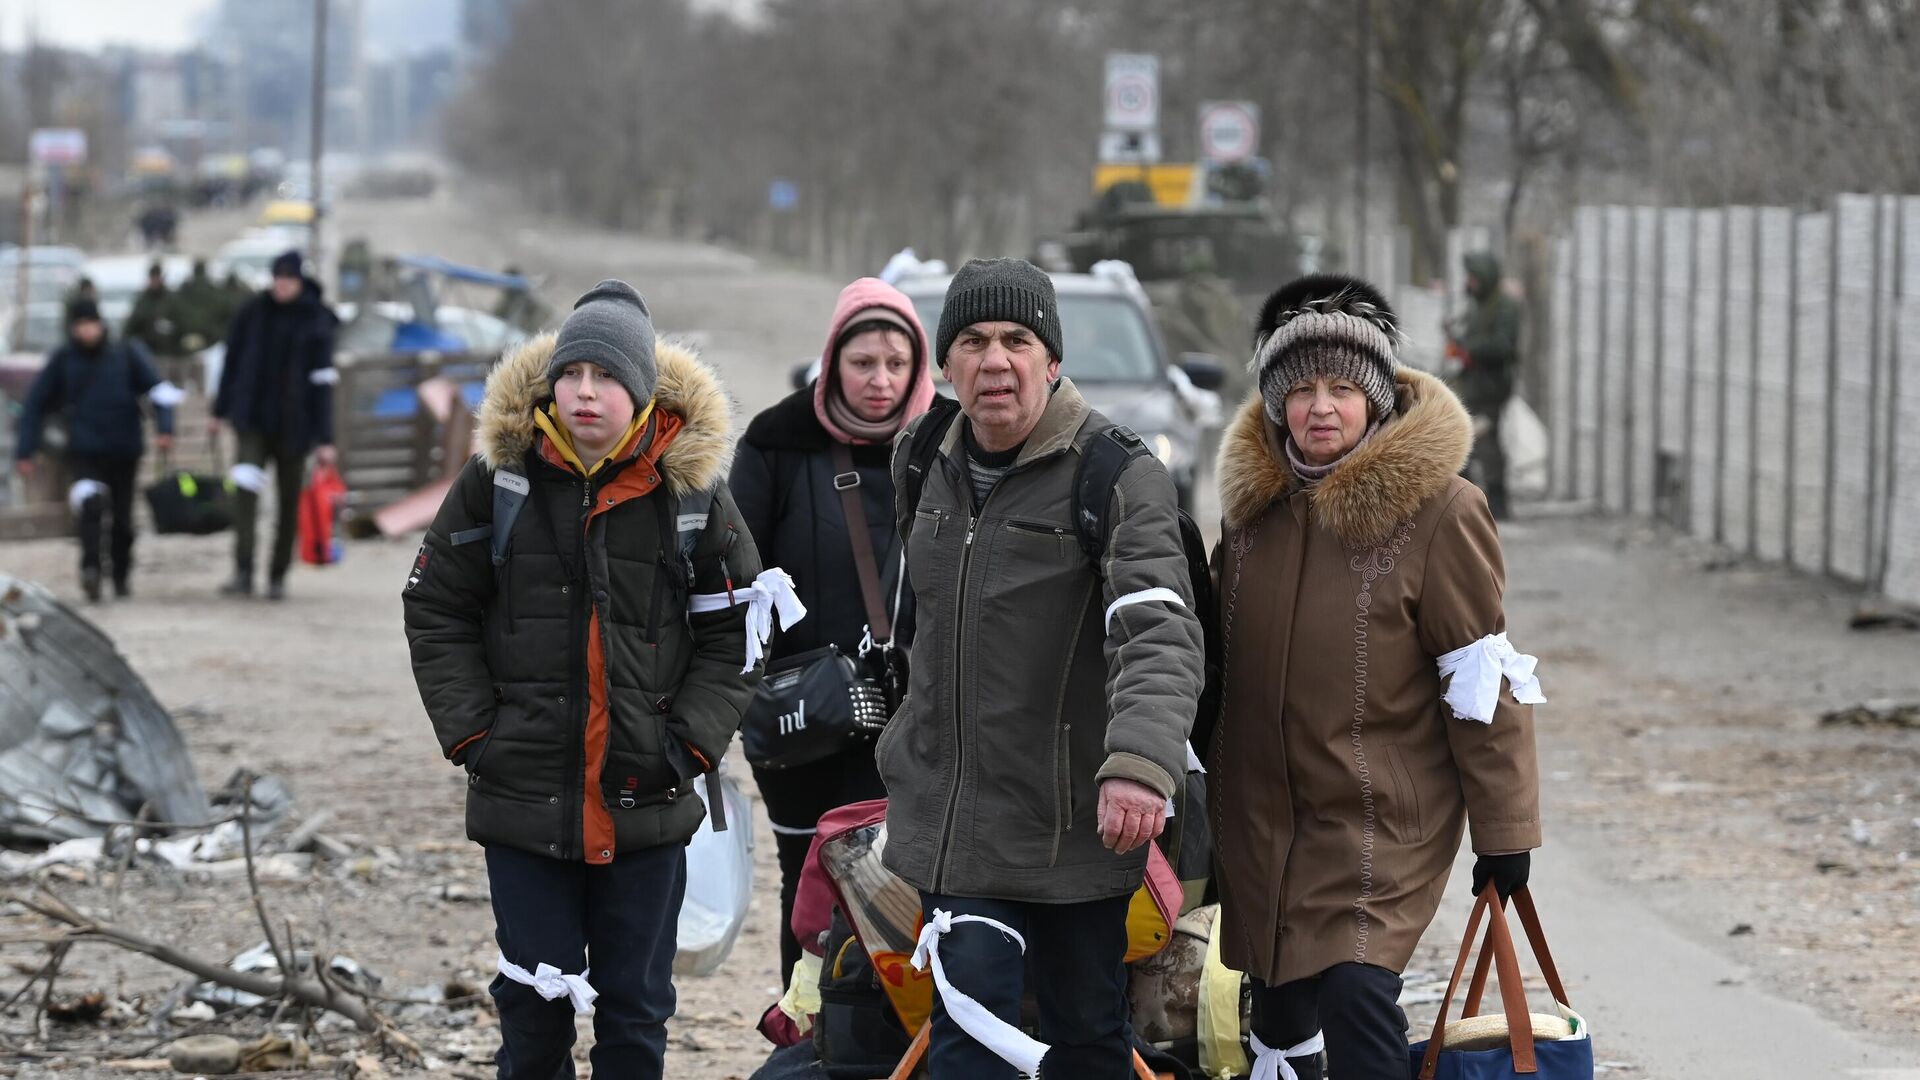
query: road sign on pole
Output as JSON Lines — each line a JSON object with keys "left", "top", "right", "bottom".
{"left": 1104, "top": 53, "right": 1159, "bottom": 133}
{"left": 1198, "top": 101, "right": 1261, "bottom": 165}
{"left": 1098, "top": 130, "right": 1161, "bottom": 165}
{"left": 28, "top": 128, "right": 87, "bottom": 167}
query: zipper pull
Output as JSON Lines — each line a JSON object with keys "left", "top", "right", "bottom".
{"left": 964, "top": 514, "right": 976, "bottom": 547}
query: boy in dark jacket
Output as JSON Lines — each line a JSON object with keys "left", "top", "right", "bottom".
{"left": 402, "top": 281, "right": 784, "bottom": 1080}
{"left": 14, "top": 299, "right": 177, "bottom": 601}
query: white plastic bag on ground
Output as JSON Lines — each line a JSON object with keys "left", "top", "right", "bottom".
{"left": 674, "top": 770, "right": 754, "bottom": 976}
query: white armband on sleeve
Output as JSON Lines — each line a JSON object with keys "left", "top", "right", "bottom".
{"left": 1104, "top": 587, "right": 1187, "bottom": 635}
{"left": 688, "top": 567, "right": 807, "bottom": 673}
{"left": 148, "top": 381, "right": 187, "bottom": 407}
{"left": 309, "top": 367, "right": 340, "bottom": 386}
{"left": 1435, "top": 632, "right": 1546, "bottom": 724}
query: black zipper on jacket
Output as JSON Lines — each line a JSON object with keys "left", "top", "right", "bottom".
{"left": 929, "top": 446, "right": 1057, "bottom": 893}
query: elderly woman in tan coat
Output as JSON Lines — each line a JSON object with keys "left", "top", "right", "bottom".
{"left": 1208, "top": 275, "right": 1545, "bottom": 1080}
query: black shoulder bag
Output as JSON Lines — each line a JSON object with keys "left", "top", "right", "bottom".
{"left": 740, "top": 444, "right": 899, "bottom": 771}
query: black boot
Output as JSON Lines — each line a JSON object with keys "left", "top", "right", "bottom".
{"left": 81, "top": 567, "right": 103, "bottom": 603}
{"left": 266, "top": 576, "right": 286, "bottom": 602}
{"left": 113, "top": 576, "right": 131, "bottom": 599}
{"left": 220, "top": 569, "right": 254, "bottom": 597}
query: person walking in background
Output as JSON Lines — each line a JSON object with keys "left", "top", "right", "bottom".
{"left": 1447, "top": 252, "right": 1522, "bottom": 520}
{"left": 12, "top": 299, "right": 177, "bottom": 601}
{"left": 124, "top": 262, "right": 178, "bottom": 357}
{"left": 171, "top": 258, "right": 230, "bottom": 354}
{"left": 1210, "top": 274, "right": 1544, "bottom": 1079}
{"left": 729, "top": 276, "right": 937, "bottom": 982}
{"left": 404, "top": 280, "right": 772, "bottom": 1080}
{"left": 211, "top": 251, "right": 338, "bottom": 600}
{"left": 879, "top": 258, "right": 1205, "bottom": 1078}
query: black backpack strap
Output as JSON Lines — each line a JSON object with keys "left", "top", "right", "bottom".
{"left": 489, "top": 467, "right": 530, "bottom": 566}
{"left": 674, "top": 486, "right": 714, "bottom": 564}
{"left": 900, "top": 396, "right": 962, "bottom": 526}
{"left": 1072, "top": 424, "right": 1150, "bottom": 571}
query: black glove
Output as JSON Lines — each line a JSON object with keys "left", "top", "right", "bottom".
{"left": 1471, "top": 852, "right": 1530, "bottom": 899}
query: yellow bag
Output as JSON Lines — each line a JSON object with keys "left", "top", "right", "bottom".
{"left": 1197, "top": 913, "right": 1249, "bottom": 1079}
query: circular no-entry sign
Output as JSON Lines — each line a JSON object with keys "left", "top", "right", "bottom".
{"left": 1199, "top": 101, "right": 1260, "bottom": 164}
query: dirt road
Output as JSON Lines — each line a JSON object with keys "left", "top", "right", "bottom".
{"left": 3, "top": 186, "right": 1917, "bottom": 1078}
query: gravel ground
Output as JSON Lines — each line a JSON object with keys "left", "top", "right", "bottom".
{"left": 2, "top": 186, "right": 1916, "bottom": 1078}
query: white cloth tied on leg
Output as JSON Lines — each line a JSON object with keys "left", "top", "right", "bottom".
{"left": 1248, "top": 1031, "right": 1327, "bottom": 1080}
{"left": 496, "top": 953, "right": 597, "bottom": 1014}
{"left": 687, "top": 567, "right": 807, "bottom": 673}
{"left": 1435, "top": 631, "right": 1546, "bottom": 724}
{"left": 227, "top": 463, "right": 268, "bottom": 494}
{"left": 67, "top": 479, "right": 107, "bottom": 512}
{"left": 910, "top": 909, "right": 1049, "bottom": 1077}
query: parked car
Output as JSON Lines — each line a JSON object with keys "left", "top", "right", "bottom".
{"left": 891, "top": 261, "right": 1226, "bottom": 511}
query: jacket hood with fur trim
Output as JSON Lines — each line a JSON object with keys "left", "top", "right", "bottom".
{"left": 1216, "top": 366, "right": 1472, "bottom": 546}
{"left": 475, "top": 331, "right": 733, "bottom": 495}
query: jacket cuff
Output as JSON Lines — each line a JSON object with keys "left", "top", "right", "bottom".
{"left": 1469, "top": 818, "right": 1541, "bottom": 854}
{"left": 1095, "top": 752, "right": 1177, "bottom": 800}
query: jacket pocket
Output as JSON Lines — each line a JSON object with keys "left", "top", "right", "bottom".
{"left": 1383, "top": 743, "right": 1425, "bottom": 845}
{"left": 1005, "top": 519, "right": 1069, "bottom": 559}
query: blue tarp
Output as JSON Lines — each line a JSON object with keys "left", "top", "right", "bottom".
{"left": 369, "top": 380, "right": 485, "bottom": 420}
{"left": 394, "top": 254, "right": 530, "bottom": 292}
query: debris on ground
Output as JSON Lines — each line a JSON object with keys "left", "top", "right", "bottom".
{"left": 1819, "top": 700, "right": 1920, "bottom": 730}
{"left": 0, "top": 575, "right": 212, "bottom": 844}
{"left": 1849, "top": 604, "right": 1920, "bottom": 632}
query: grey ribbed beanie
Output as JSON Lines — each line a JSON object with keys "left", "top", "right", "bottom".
{"left": 935, "top": 258, "right": 1063, "bottom": 366}
{"left": 1252, "top": 274, "right": 1400, "bottom": 421}
{"left": 546, "top": 280, "right": 658, "bottom": 406}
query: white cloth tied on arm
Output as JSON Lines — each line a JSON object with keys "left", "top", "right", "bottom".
{"left": 1435, "top": 631, "right": 1546, "bottom": 724}
{"left": 496, "top": 953, "right": 597, "bottom": 1014}
{"left": 147, "top": 381, "right": 187, "bottom": 407}
{"left": 1249, "top": 1031, "right": 1328, "bottom": 1080}
{"left": 687, "top": 567, "right": 807, "bottom": 673}
{"left": 1104, "top": 587, "right": 1187, "bottom": 635}
{"left": 911, "top": 910, "right": 1049, "bottom": 1077}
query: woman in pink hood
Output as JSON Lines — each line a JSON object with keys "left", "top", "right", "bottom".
{"left": 729, "top": 277, "right": 937, "bottom": 978}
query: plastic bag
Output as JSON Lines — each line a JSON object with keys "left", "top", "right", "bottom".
{"left": 674, "top": 771, "right": 754, "bottom": 975}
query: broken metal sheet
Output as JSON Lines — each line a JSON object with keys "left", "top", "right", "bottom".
{"left": 0, "top": 574, "right": 213, "bottom": 844}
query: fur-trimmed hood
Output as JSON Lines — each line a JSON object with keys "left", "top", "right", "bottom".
{"left": 1216, "top": 366, "right": 1472, "bottom": 545}
{"left": 475, "top": 331, "right": 734, "bottom": 495}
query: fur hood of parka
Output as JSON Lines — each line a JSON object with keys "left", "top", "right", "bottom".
{"left": 1216, "top": 365, "right": 1472, "bottom": 545}
{"left": 475, "top": 331, "right": 733, "bottom": 494}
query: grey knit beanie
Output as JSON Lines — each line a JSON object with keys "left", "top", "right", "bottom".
{"left": 1251, "top": 274, "right": 1400, "bottom": 422}
{"left": 547, "top": 280, "right": 658, "bottom": 406}
{"left": 935, "top": 258, "right": 1063, "bottom": 367}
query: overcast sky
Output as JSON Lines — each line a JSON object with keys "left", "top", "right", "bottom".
{"left": 0, "top": 0, "right": 465, "bottom": 56}
{"left": 0, "top": 0, "right": 217, "bottom": 51}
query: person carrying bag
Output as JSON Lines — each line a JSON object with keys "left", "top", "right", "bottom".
{"left": 730, "top": 276, "right": 938, "bottom": 982}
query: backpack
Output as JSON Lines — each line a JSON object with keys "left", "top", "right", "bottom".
{"left": 811, "top": 906, "right": 911, "bottom": 1078}
{"left": 897, "top": 398, "right": 1221, "bottom": 902}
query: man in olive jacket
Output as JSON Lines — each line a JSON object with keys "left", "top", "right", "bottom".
{"left": 1451, "top": 252, "right": 1521, "bottom": 519}
{"left": 877, "top": 259, "right": 1205, "bottom": 1079}
{"left": 403, "top": 281, "right": 770, "bottom": 1079}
